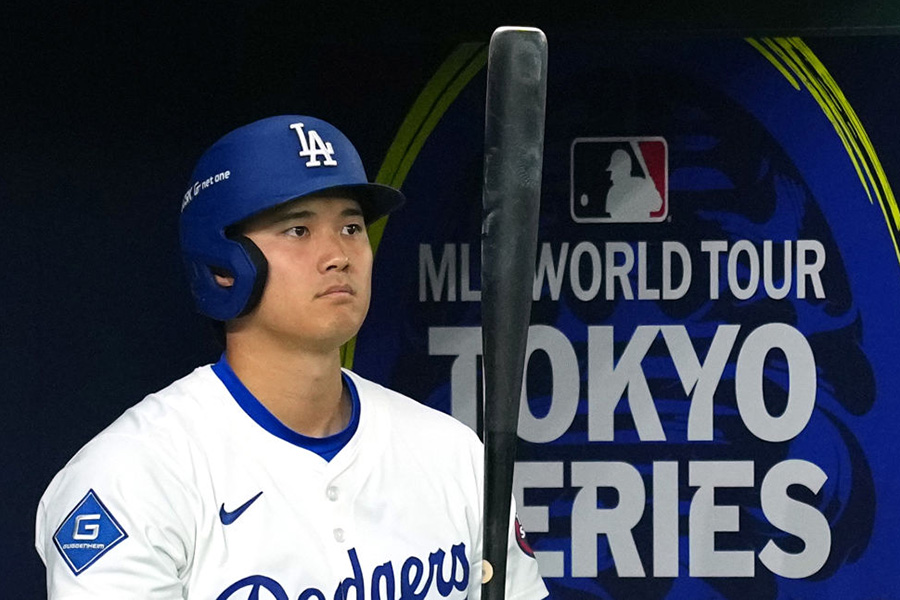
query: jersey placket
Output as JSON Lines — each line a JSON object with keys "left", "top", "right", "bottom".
{"left": 320, "top": 461, "right": 361, "bottom": 579}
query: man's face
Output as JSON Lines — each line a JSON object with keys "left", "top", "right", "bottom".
{"left": 230, "top": 194, "right": 373, "bottom": 352}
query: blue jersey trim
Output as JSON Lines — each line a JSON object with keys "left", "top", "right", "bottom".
{"left": 212, "top": 356, "right": 360, "bottom": 462}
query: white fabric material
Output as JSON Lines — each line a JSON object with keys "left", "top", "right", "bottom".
{"left": 36, "top": 366, "right": 548, "bottom": 599}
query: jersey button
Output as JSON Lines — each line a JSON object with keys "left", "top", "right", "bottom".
{"left": 333, "top": 528, "right": 345, "bottom": 543}
{"left": 326, "top": 486, "right": 339, "bottom": 501}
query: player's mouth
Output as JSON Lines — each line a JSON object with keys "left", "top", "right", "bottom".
{"left": 317, "top": 284, "right": 354, "bottom": 298}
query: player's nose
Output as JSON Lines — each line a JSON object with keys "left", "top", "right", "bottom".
{"left": 318, "top": 233, "right": 351, "bottom": 272}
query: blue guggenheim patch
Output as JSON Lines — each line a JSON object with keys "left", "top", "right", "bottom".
{"left": 53, "top": 489, "right": 127, "bottom": 575}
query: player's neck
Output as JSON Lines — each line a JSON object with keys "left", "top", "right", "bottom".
{"left": 223, "top": 336, "right": 350, "bottom": 438}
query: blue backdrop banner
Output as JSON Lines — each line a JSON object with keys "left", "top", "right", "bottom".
{"left": 351, "top": 36, "right": 900, "bottom": 599}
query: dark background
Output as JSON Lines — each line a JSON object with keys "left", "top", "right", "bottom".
{"left": 4, "top": 1, "right": 900, "bottom": 596}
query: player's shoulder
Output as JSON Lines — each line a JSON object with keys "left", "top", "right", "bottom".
{"left": 39, "top": 365, "right": 222, "bottom": 503}
{"left": 35, "top": 366, "right": 220, "bottom": 560}
{"left": 81, "top": 364, "right": 220, "bottom": 448}
{"left": 344, "top": 370, "right": 481, "bottom": 447}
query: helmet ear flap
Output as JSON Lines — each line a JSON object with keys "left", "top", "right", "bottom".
{"left": 233, "top": 235, "right": 269, "bottom": 318}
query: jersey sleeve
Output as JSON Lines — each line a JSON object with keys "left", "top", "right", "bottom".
{"left": 35, "top": 429, "right": 197, "bottom": 599}
{"left": 463, "top": 431, "right": 549, "bottom": 600}
{"left": 503, "top": 495, "right": 550, "bottom": 600}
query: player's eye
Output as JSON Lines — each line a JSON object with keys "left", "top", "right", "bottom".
{"left": 285, "top": 225, "right": 309, "bottom": 237}
{"left": 342, "top": 223, "right": 365, "bottom": 236}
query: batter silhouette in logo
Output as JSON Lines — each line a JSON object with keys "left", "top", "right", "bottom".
{"left": 604, "top": 148, "right": 663, "bottom": 220}
{"left": 571, "top": 138, "right": 667, "bottom": 223}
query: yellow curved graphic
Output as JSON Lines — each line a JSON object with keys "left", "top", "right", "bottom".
{"left": 748, "top": 37, "right": 900, "bottom": 265}
{"left": 342, "top": 42, "right": 489, "bottom": 369}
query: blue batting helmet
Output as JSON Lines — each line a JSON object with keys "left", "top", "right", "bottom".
{"left": 179, "top": 115, "right": 405, "bottom": 321}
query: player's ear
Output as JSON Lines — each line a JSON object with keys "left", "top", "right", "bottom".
{"left": 214, "top": 275, "right": 235, "bottom": 288}
{"left": 210, "top": 267, "right": 235, "bottom": 288}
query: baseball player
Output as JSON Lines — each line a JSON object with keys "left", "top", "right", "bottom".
{"left": 35, "top": 115, "right": 549, "bottom": 599}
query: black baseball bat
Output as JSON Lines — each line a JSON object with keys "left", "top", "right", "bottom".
{"left": 480, "top": 26, "right": 547, "bottom": 600}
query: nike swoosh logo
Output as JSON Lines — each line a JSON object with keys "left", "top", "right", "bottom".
{"left": 219, "top": 491, "right": 263, "bottom": 525}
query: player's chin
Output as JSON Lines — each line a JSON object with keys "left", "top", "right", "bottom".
{"left": 315, "top": 313, "right": 367, "bottom": 347}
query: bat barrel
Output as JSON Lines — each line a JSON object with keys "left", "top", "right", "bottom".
{"left": 481, "top": 26, "right": 548, "bottom": 600}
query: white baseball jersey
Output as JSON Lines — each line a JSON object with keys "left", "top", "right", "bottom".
{"left": 36, "top": 363, "right": 548, "bottom": 599}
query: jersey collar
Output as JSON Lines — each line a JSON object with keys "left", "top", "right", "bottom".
{"left": 211, "top": 355, "right": 360, "bottom": 461}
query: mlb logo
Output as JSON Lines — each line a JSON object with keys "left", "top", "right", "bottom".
{"left": 570, "top": 137, "right": 668, "bottom": 223}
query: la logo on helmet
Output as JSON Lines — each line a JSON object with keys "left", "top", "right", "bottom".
{"left": 289, "top": 122, "right": 338, "bottom": 167}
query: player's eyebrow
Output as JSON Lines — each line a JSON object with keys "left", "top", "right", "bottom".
{"left": 269, "top": 209, "right": 315, "bottom": 224}
{"left": 341, "top": 206, "right": 364, "bottom": 217}
{"left": 272, "top": 206, "right": 363, "bottom": 222}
